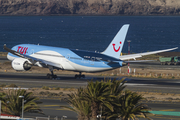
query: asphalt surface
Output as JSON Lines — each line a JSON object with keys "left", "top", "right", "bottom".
{"left": 1, "top": 57, "right": 180, "bottom": 119}
{"left": 1, "top": 72, "right": 180, "bottom": 119}
{"left": 1, "top": 72, "right": 180, "bottom": 93}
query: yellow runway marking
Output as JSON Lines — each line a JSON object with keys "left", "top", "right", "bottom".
{"left": 43, "top": 105, "right": 60, "bottom": 107}
{"left": 40, "top": 108, "right": 71, "bottom": 111}
{"left": 161, "top": 109, "right": 176, "bottom": 111}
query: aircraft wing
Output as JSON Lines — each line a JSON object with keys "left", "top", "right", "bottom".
{"left": 119, "top": 47, "right": 178, "bottom": 61}
{"left": 3, "top": 44, "right": 62, "bottom": 68}
{"left": 4, "top": 44, "right": 26, "bottom": 58}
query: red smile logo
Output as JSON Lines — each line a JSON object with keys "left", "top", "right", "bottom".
{"left": 112, "top": 41, "right": 122, "bottom": 52}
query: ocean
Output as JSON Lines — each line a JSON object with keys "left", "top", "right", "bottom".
{"left": 0, "top": 16, "right": 180, "bottom": 53}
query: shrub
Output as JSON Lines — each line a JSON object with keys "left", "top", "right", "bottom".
{"left": 44, "top": 91, "right": 50, "bottom": 95}
{"left": 42, "top": 86, "right": 49, "bottom": 90}
{"left": 48, "top": 93, "right": 59, "bottom": 97}
{"left": 8, "top": 84, "right": 17, "bottom": 87}
{"left": 0, "top": 84, "right": 6, "bottom": 87}
{"left": 52, "top": 87, "right": 60, "bottom": 90}
{"left": 59, "top": 92, "right": 63, "bottom": 95}
{"left": 39, "top": 91, "right": 45, "bottom": 95}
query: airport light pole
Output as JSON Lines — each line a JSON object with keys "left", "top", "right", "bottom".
{"left": 127, "top": 40, "right": 131, "bottom": 73}
{"left": 19, "top": 96, "right": 24, "bottom": 118}
{"left": 127, "top": 40, "right": 131, "bottom": 55}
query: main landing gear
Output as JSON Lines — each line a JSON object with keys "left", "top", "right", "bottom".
{"left": 47, "top": 66, "right": 57, "bottom": 79}
{"left": 75, "top": 72, "right": 85, "bottom": 79}
{"left": 47, "top": 73, "right": 57, "bottom": 79}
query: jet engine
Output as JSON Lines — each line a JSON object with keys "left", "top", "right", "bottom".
{"left": 11, "top": 58, "right": 32, "bottom": 71}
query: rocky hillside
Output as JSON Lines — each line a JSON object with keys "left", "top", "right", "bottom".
{"left": 0, "top": 0, "right": 180, "bottom": 15}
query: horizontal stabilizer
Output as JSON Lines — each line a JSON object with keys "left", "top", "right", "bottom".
{"left": 125, "top": 60, "right": 155, "bottom": 63}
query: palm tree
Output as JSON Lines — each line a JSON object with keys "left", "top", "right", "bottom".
{"left": 102, "top": 79, "right": 126, "bottom": 119}
{"left": 0, "top": 92, "right": 7, "bottom": 112}
{"left": 109, "top": 78, "right": 126, "bottom": 98}
{"left": 2, "top": 89, "right": 42, "bottom": 116}
{"left": 0, "top": 92, "right": 6, "bottom": 100}
{"left": 82, "top": 80, "right": 115, "bottom": 120}
{"left": 61, "top": 88, "right": 91, "bottom": 120}
{"left": 62, "top": 79, "right": 151, "bottom": 120}
{"left": 117, "top": 90, "right": 151, "bottom": 120}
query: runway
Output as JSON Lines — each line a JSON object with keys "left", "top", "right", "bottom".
{"left": 1, "top": 72, "right": 180, "bottom": 119}
{"left": 1, "top": 72, "right": 180, "bottom": 93}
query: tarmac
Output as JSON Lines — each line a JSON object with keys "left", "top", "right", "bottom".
{"left": 1, "top": 56, "right": 180, "bottom": 119}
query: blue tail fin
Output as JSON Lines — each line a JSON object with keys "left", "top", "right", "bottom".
{"left": 102, "top": 24, "right": 129, "bottom": 59}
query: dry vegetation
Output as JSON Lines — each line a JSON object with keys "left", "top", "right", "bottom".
{"left": 1, "top": 85, "right": 180, "bottom": 103}
{"left": 0, "top": 52, "right": 8, "bottom": 57}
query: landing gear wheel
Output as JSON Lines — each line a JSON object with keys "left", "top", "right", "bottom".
{"left": 47, "top": 66, "right": 58, "bottom": 79}
{"left": 49, "top": 75, "right": 53, "bottom": 79}
{"left": 47, "top": 73, "right": 51, "bottom": 79}
{"left": 47, "top": 73, "right": 57, "bottom": 79}
{"left": 53, "top": 75, "right": 57, "bottom": 79}
{"left": 74, "top": 74, "right": 85, "bottom": 79}
{"left": 75, "top": 74, "right": 78, "bottom": 79}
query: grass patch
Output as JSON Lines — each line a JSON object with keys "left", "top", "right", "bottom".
{"left": 158, "top": 76, "right": 162, "bottom": 79}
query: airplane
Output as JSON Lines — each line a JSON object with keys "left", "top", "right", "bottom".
{"left": 3, "top": 24, "right": 178, "bottom": 79}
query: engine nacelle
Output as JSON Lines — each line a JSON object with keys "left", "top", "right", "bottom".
{"left": 12, "top": 58, "right": 32, "bottom": 71}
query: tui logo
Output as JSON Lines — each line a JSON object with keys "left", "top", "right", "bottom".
{"left": 17, "top": 46, "right": 28, "bottom": 54}
{"left": 112, "top": 41, "right": 121, "bottom": 52}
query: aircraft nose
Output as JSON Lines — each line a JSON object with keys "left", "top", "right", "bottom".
{"left": 122, "top": 62, "right": 127, "bottom": 66}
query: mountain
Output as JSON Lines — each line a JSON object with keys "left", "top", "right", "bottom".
{"left": 0, "top": 0, "right": 180, "bottom": 15}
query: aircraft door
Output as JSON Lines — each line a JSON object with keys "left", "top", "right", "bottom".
{"left": 66, "top": 54, "right": 70, "bottom": 59}
{"left": 90, "top": 57, "right": 95, "bottom": 65}
{"left": 66, "top": 54, "right": 70, "bottom": 62}
{"left": 30, "top": 49, "right": 34, "bottom": 54}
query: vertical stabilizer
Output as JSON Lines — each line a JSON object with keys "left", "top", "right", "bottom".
{"left": 102, "top": 24, "right": 129, "bottom": 59}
